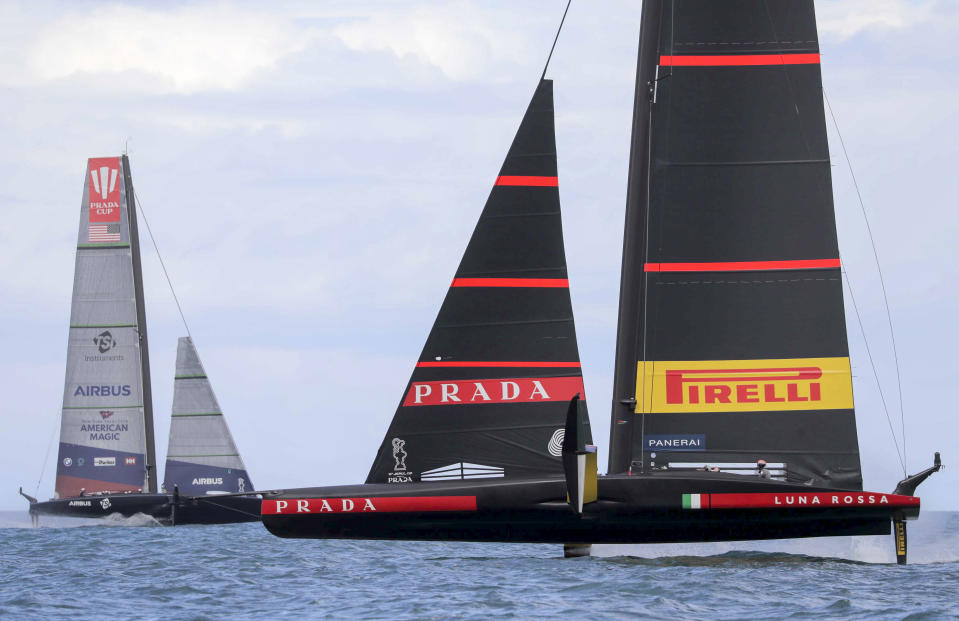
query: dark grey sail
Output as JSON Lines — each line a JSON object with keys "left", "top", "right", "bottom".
{"left": 163, "top": 337, "right": 253, "bottom": 495}
{"left": 608, "top": 0, "right": 861, "bottom": 488}
{"left": 54, "top": 156, "right": 157, "bottom": 497}
{"left": 366, "top": 80, "right": 590, "bottom": 484}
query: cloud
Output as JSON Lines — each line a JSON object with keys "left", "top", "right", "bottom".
{"left": 26, "top": 4, "right": 311, "bottom": 94}
{"left": 333, "top": 1, "right": 542, "bottom": 81}
{"left": 817, "top": 0, "right": 936, "bottom": 40}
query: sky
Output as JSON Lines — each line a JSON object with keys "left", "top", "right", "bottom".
{"left": 0, "top": 0, "right": 956, "bottom": 510}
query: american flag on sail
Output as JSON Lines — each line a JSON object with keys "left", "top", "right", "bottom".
{"left": 89, "top": 224, "right": 120, "bottom": 243}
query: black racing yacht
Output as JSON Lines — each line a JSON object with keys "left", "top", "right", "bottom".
{"left": 259, "top": 1, "right": 940, "bottom": 561}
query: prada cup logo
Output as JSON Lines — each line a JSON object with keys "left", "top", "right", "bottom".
{"left": 90, "top": 165, "right": 118, "bottom": 200}
{"left": 92, "top": 330, "right": 116, "bottom": 354}
{"left": 392, "top": 438, "right": 408, "bottom": 471}
{"left": 100, "top": 498, "right": 111, "bottom": 510}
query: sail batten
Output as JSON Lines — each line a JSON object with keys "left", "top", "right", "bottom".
{"left": 609, "top": 0, "right": 861, "bottom": 488}
{"left": 366, "top": 80, "right": 590, "bottom": 484}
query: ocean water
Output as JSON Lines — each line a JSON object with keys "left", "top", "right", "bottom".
{"left": 1, "top": 511, "right": 957, "bottom": 620}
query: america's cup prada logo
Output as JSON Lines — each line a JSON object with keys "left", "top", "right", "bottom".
{"left": 635, "top": 357, "right": 854, "bottom": 413}
{"left": 87, "top": 157, "right": 122, "bottom": 224}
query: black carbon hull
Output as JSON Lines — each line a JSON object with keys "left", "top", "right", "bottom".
{"left": 262, "top": 473, "right": 918, "bottom": 544}
{"left": 31, "top": 493, "right": 261, "bottom": 525}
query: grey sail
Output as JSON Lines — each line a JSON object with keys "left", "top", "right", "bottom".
{"left": 54, "top": 156, "right": 156, "bottom": 498}
{"left": 163, "top": 337, "right": 253, "bottom": 495}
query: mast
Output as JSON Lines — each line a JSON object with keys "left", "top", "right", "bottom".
{"left": 608, "top": 0, "right": 662, "bottom": 474}
{"left": 123, "top": 155, "right": 157, "bottom": 493}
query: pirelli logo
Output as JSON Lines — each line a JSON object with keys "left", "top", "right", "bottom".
{"left": 635, "top": 357, "right": 854, "bottom": 413}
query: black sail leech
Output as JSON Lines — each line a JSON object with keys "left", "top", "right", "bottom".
{"left": 609, "top": 0, "right": 862, "bottom": 488}
{"left": 367, "top": 80, "right": 590, "bottom": 484}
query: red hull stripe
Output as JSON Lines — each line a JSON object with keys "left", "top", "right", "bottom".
{"left": 451, "top": 278, "right": 569, "bottom": 288}
{"left": 494, "top": 175, "right": 559, "bottom": 186}
{"left": 417, "top": 361, "right": 581, "bottom": 368}
{"left": 644, "top": 259, "right": 840, "bottom": 273}
{"left": 55, "top": 474, "right": 141, "bottom": 498}
{"left": 695, "top": 492, "right": 918, "bottom": 510}
{"left": 263, "top": 496, "right": 478, "bottom": 515}
{"left": 660, "top": 53, "right": 820, "bottom": 67}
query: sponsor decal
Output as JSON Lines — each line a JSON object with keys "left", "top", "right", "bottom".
{"left": 192, "top": 477, "right": 223, "bottom": 486}
{"left": 547, "top": 428, "right": 565, "bottom": 457}
{"left": 84, "top": 331, "right": 125, "bottom": 362}
{"left": 77, "top": 458, "right": 85, "bottom": 466}
{"left": 403, "top": 376, "right": 584, "bottom": 407}
{"left": 100, "top": 498, "right": 112, "bottom": 510}
{"left": 681, "top": 492, "right": 919, "bottom": 510}
{"left": 80, "top": 421, "right": 129, "bottom": 441}
{"left": 124, "top": 456, "right": 137, "bottom": 465}
{"left": 100, "top": 410, "right": 114, "bottom": 419}
{"left": 645, "top": 434, "right": 706, "bottom": 452}
{"left": 87, "top": 157, "right": 121, "bottom": 224}
{"left": 63, "top": 457, "right": 73, "bottom": 467}
{"left": 238, "top": 478, "right": 246, "bottom": 493}
{"left": 388, "top": 438, "right": 412, "bottom": 483}
{"left": 68, "top": 500, "right": 91, "bottom": 507}
{"left": 94, "top": 457, "right": 116, "bottom": 467}
{"left": 73, "top": 384, "right": 132, "bottom": 398}
{"left": 264, "top": 496, "right": 478, "bottom": 515}
{"left": 635, "top": 358, "right": 853, "bottom": 413}
{"left": 420, "top": 463, "right": 504, "bottom": 481}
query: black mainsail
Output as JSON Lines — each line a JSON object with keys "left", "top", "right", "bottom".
{"left": 366, "top": 79, "right": 589, "bottom": 484}
{"left": 608, "top": 0, "right": 861, "bottom": 488}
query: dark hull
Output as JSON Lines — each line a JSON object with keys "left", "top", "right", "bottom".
{"left": 262, "top": 473, "right": 918, "bottom": 544}
{"left": 31, "top": 493, "right": 260, "bottom": 525}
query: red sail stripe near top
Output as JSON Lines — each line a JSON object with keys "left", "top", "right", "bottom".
{"left": 644, "top": 259, "right": 840, "bottom": 273}
{"left": 417, "top": 361, "right": 580, "bottom": 368}
{"left": 451, "top": 278, "right": 569, "bottom": 288}
{"left": 660, "top": 53, "right": 820, "bottom": 67}
{"left": 494, "top": 176, "right": 559, "bottom": 186}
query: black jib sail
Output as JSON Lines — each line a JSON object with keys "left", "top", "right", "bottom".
{"left": 608, "top": 0, "right": 861, "bottom": 488}
{"left": 366, "top": 79, "right": 590, "bottom": 484}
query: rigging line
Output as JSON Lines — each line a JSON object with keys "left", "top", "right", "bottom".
{"left": 132, "top": 188, "right": 192, "bottom": 339}
{"left": 824, "top": 89, "right": 907, "bottom": 473}
{"left": 541, "top": 0, "right": 572, "bottom": 80}
{"left": 35, "top": 405, "right": 61, "bottom": 496}
{"left": 841, "top": 263, "right": 906, "bottom": 475}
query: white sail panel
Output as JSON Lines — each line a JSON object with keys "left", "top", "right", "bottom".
{"left": 163, "top": 337, "right": 253, "bottom": 495}
{"left": 54, "top": 157, "right": 150, "bottom": 498}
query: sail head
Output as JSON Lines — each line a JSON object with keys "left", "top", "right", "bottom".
{"left": 163, "top": 337, "right": 253, "bottom": 495}
{"left": 54, "top": 157, "right": 151, "bottom": 498}
{"left": 366, "top": 80, "right": 590, "bottom": 484}
{"left": 609, "top": 0, "right": 862, "bottom": 488}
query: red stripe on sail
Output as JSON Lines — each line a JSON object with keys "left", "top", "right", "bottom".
{"left": 494, "top": 176, "right": 559, "bottom": 186}
{"left": 660, "top": 53, "right": 820, "bottom": 67}
{"left": 644, "top": 259, "right": 840, "bottom": 272}
{"left": 263, "top": 496, "right": 478, "bottom": 515}
{"left": 451, "top": 278, "right": 569, "bottom": 288}
{"left": 704, "top": 492, "right": 918, "bottom": 509}
{"left": 417, "top": 361, "right": 581, "bottom": 368}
